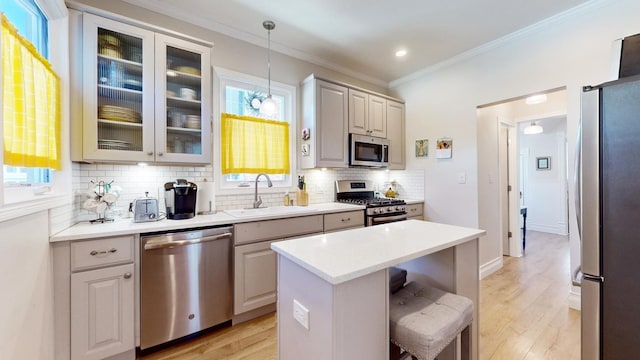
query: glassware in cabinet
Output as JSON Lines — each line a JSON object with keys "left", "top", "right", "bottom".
{"left": 82, "top": 13, "right": 155, "bottom": 162}
{"left": 155, "top": 34, "right": 211, "bottom": 163}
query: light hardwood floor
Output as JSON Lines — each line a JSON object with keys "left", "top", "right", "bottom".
{"left": 138, "top": 230, "right": 580, "bottom": 360}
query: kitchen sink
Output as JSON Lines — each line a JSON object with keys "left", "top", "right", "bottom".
{"left": 224, "top": 206, "right": 317, "bottom": 218}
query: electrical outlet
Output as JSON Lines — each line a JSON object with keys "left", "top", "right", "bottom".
{"left": 293, "top": 299, "right": 309, "bottom": 330}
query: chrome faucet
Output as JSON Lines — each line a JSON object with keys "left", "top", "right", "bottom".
{"left": 253, "top": 173, "right": 273, "bottom": 208}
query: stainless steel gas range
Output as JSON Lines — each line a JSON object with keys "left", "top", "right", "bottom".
{"left": 335, "top": 180, "right": 407, "bottom": 226}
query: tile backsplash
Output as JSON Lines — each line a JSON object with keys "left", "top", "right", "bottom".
{"left": 70, "top": 162, "right": 424, "bottom": 223}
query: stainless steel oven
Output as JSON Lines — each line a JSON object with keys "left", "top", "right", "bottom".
{"left": 336, "top": 180, "right": 407, "bottom": 226}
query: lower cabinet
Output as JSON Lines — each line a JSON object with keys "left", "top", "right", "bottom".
{"left": 324, "top": 210, "right": 365, "bottom": 232}
{"left": 234, "top": 241, "right": 278, "bottom": 314}
{"left": 71, "top": 263, "right": 135, "bottom": 360}
{"left": 406, "top": 202, "right": 424, "bottom": 220}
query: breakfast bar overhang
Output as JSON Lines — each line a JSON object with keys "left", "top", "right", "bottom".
{"left": 271, "top": 219, "right": 486, "bottom": 360}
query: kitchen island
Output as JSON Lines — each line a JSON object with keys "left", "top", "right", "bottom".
{"left": 271, "top": 220, "right": 485, "bottom": 360}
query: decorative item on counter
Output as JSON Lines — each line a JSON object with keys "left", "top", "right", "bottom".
{"left": 385, "top": 186, "right": 397, "bottom": 198}
{"left": 82, "top": 180, "right": 122, "bottom": 223}
{"left": 384, "top": 180, "right": 399, "bottom": 198}
{"left": 284, "top": 191, "right": 290, "bottom": 206}
{"left": 297, "top": 175, "right": 308, "bottom": 206}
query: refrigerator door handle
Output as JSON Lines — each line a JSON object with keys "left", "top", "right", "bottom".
{"left": 580, "top": 88, "right": 601, "bottom": 277}
{"left": 583, "top": 273, "right": 604, "bottom": 283}
{"left": 574, "top": 122, "right": 582, "bottom": 239}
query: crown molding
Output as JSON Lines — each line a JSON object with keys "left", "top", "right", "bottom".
{"left": 120, "top": 0, "right": 388, "bottom": 88}
{"left": 388, "top": 0, "right": 612, "bottom": 88}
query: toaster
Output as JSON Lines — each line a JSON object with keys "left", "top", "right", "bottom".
{"left": 133, "top": 195, "right": 159, "bottom": 223}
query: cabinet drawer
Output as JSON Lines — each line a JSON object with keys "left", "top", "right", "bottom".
{"left": 406, "top": 203, "right": 423, "bottom": 219}
{"left": 71, "top": 235, "right": 134, "bottom": 272}
{"left": 235, "top": 215, "right": 324, "bottom": 245}
{"left": 324, "top": 210, "right": 365, "bottom": 232}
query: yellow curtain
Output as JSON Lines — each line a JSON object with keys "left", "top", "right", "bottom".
{"left": 2, "top": 14, "right": 61, "bottom": 170}
{"left": 221, "top": 113, "right": 290, "bottom": 174}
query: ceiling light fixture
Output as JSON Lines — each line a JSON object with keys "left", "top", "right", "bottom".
{"left": 523, "top": 121, "right": 543, "bottom": 135}
{"left": 395, "top": 49, "right": 407, "bottom": 57}
{"left": 260, "top": 20, "right": 277, "bottom": 116}
{"left": 525, "top": 94, "right": 547, "bottom": 105}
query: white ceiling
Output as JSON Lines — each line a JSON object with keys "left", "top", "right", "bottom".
{"left": 123, "top": 0, "right": 591, "bottom": 85}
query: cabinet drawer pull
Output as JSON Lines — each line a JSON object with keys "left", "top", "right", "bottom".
{"left": 341, "top": 217, "right": 351, "bottom": 222}
{"left": 90, "top": 248, "right": 118, "bottom": 256}
{"left": 123, "top": 272, "right": 132, "bottom": 279}
{"left": 147, "top": 152, "right": 153, "bottom": 156}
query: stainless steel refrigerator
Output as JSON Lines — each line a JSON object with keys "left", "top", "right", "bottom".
{"left": 579, "top": 75, "right": 640, "bottom": 360}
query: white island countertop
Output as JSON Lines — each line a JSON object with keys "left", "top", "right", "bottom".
{"left": 271, "top": 220, "right": 485, "bottom": 285}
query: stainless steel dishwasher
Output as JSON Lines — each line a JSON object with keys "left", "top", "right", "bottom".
{"left": 140, "top": 226, "right": 233, "bottom": 350}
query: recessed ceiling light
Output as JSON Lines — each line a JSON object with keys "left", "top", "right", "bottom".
{"left": 395, "top": 49, "right": 407, "bottom": 57}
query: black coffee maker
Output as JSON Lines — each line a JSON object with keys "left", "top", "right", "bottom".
{"left": 164, "top": 179, "right": 197, "bottom": 219}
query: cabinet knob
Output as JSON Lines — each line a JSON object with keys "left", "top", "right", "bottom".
{"left": 123, "top": 272, "right": 132, "bottom": 279}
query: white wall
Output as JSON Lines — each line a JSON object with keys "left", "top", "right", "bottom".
{"left": 520, "top": 119, "right": 568, "bottom": 235}
{"left": 0, "top": 211, "right": 55, "bottom": 360}
{"left": 391, "top": 0, "right": 640, "bottom": 278}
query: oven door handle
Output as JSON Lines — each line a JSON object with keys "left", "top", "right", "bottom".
{"left": 144, "top": 232, "right": 233, "bottom": 250}
{"left": 370, "top": 213, "right": 408, "bottom": 225}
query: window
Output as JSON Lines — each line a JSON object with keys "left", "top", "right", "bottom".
{"left": 2, "top": 0, "right": 55, "bottom": 186}
{"left": 215, "top": 68, "right": 296, "bottom": 192}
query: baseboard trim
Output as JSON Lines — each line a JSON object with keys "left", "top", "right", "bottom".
{"left": 527, "top": 223, "right": 568, "bottom": 235}
{"left": 480, "top": 256, "right": 503, "bottom": 280}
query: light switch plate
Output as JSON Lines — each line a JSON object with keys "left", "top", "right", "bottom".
{"left": 457, "top": 172, "right": 467, "bottom": 184}
{"left": 293, "top": 299, "right": 309, "bottom": 330}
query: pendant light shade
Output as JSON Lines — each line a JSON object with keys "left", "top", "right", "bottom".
{"left": 523, "top": 121, "right": 543, "bottom": 135}
{"left": 260, "top": 20, "right": 278, "bottom": 116}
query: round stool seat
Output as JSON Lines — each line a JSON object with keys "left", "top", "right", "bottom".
{"left": 389, "top": 282, "right": 473, "bottom": 360}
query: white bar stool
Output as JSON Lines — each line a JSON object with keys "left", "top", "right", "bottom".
{"left": 389, "top": 281, "right": 473, "bottom": 360}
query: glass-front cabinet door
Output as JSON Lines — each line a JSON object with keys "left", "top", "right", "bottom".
{"left": 80, "top": 13, "right": 211, "bottom": 164}
{"left": 154, "top": 34, "right": 211, "bottom": 164}
{"left": 82, "top": 13, "right": 155, "bottom": 162}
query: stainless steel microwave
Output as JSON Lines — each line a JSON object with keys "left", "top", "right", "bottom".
{"left": 349, "top": 134, "right": 389, "bottom": 167}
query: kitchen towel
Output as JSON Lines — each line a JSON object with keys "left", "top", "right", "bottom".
{"left": 195, "top": 180, "right": 216, "bottom": 214}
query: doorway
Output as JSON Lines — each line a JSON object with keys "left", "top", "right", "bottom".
{"left": 476, "top": 87, "right": 568, "bottom": 277}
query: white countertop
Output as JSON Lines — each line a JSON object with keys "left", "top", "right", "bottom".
{"left": 50, "top": 202, "right": 365, "bottom": 242}
{"left": 271, "top": 220, "right": 485, "bottom": 285}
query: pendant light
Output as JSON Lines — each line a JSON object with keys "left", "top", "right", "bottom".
{"left": 260, "top": 20, "right": 277, "bottom": 116}
{"left": 523, "top": 121, "right": 543, "bottom": 135}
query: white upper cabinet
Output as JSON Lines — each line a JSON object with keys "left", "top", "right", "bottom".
{"left": 349, "top": 89, "right": 387, "bottom": 138}
{"left": 76, "top": 13, "right": 211, "bottom": 164}
{"left": 386, "top": 100, "right": 405, "bottom": 169}
{"left": 300, "top": 76, "right": 349, "bottom": 169}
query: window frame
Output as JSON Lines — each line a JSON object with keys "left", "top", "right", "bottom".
{"left": 213, "top": 67, "right": 297, "bottom": 195}
{"left": 0, "top": 0, "right": 70, "bottom": 219}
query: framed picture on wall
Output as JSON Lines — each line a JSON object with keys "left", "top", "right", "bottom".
{"left": 415, "top": 139, "right": 428, "bottom": 158}
{"left": 536, "top": 156, "right": 551, "bottom": 170}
